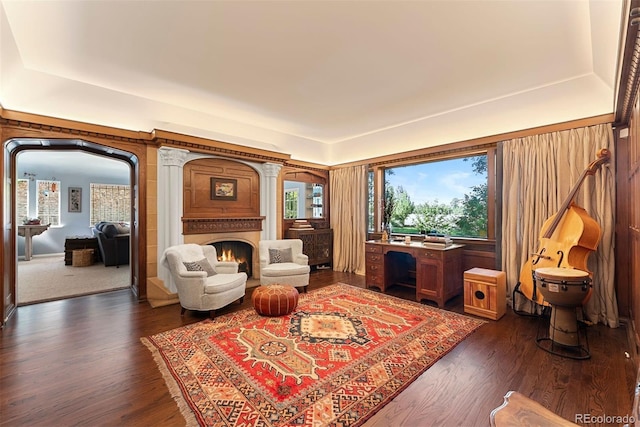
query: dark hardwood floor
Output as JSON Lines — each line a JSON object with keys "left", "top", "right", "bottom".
{"left": 0, "top": 270, "right": 635, "bottom": 426}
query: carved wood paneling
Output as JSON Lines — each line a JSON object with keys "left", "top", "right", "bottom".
{"left": 183, "top": 158, "right": 260, "bottom": 218}
{"left": 183, "top": 217, "right": 264, "bottom": 234}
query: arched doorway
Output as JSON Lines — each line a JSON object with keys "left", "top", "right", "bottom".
{"left": 2, "top": 138, "right": 144, "bottom": 325}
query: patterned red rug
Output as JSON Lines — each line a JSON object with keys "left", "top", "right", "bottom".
{"left": 142, "top": 283, "right": 485, "bottom": 427}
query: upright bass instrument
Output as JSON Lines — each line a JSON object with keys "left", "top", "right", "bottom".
{"left": 517, "top": 148, "right": 610, "bottom": 306}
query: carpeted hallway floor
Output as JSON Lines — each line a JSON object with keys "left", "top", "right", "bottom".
{"left": 17, "top": 254, "right": 130, "bottom": 305}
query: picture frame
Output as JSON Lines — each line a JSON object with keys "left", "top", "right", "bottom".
{"left": 211, "top": 178, "right": 237, "bottom": 201}
{"left": 69, "top": 187, "right": 82, "bottom": 212}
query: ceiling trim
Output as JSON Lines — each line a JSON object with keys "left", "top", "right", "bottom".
{"left": 335, "top": 114, "right": 615, "bottom": 169}
{"left": 0, "top": 107, "right": 291, "bottom": 165}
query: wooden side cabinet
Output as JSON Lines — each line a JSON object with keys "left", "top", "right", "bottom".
{"left": 285, "top": 228, "right": 333, "bottom": 267}
{"left": 464, "top": 268, "right": 506, "bottom": 320}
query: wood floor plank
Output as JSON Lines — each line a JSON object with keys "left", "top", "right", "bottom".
{"left": 0, "top": 270, "right": 635, "bottom": 426}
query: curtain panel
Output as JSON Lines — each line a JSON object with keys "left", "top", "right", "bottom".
{"left": 501, "top": 123, "right": 617, "bottom": 327}
{"left": 330, "top": 165, "right": 368, "bottom": 275}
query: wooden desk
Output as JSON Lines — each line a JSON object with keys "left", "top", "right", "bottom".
{"left": 18, "top": 224, "right": 50, "bottom": 261}
{"left": 365, "top": 240, "right": 464, "bottom": 307}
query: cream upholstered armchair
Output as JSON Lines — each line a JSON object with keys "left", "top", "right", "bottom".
{"left": 162, "top": 244, "right": 247, "bottom": 317}
{"left": 258, "top": 239, "right": 310, "bottom": 292}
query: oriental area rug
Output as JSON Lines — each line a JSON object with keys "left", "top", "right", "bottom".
{"left": 142, "top": 283, "right": 485, "bottom": 427}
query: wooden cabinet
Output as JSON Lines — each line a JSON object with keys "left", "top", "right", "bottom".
{"left": 365, "top": 243, "right": 385, "bottom": 289}
{"left": 464, "top": 268, "right": 506, "bottom": 320}
{"left": 285, "top": 228, "right": 333, "bottom": 267}
{"left": 64, "top": 236, "right": 101, "bottom": 265}
{"left": 416, "top": 246, "right": 463, "bottom": 307}
{"left": 365, "top": 240, "right": 464, "bottom": 308}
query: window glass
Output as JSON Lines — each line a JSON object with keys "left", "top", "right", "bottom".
{"left": 36, "top": 180, "right": 61, "bottom": 226}
{"left": 284, "top": 188, "right": 299, "bottom": 219}
{"left": 381, "top": 155, "right": 488, "bottom": 238}
{"left": 16, "top": 179, "right": 29, "bottom": 224}
{"left": 90, "top": 183, "right": 131, "bottom": 225}
{"left": 367, "top": 170, "right": 374, "bottom": 232}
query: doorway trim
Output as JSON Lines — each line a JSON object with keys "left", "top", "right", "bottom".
{"left": 2, "top": 137, "right": 146, "bottom": 327}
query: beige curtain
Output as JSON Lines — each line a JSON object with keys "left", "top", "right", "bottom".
{"left": 501, "top": 123, "right": 618, "bottom": 327}
{"left": 330, "top": 165, "right": 368, "bottom": 275}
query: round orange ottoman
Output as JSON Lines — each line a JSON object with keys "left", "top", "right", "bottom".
{"left": 252, "top": 285, "right": 299, "bottom": 316}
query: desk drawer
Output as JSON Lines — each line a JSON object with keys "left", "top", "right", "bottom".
{"left": 419, "top": 249, "right": 443, "bottom": 260}
{"left": 367, "top": 273, "right": 384, "bottom": 286}
{"left": 365, "top": 244, "right": 383, "bottom": 254}
{"left": 366, "top": 262, "right": 383, "bottom": 275}
{"left": 366, "top": 252, "right": 383, "bottom": 263}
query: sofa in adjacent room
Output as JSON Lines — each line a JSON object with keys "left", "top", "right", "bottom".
{"left": 91, "top": 222, "right": 130, "bottom": 267}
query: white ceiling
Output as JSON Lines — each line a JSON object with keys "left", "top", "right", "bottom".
{"left": 17, "top": 150, "right": 130, "bottom": 180}
{"left": 0, "top": 1, "right": 625, "bottom": 165}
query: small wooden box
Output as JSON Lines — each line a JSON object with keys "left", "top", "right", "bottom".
{"left": 464, "top": 268, "right": 506, "bottom": 320}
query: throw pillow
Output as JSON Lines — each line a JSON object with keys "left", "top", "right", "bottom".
{"left": 183, "top": 258, "right": 217, "bottom": 276}
{"left": 269, "top": 247, "right": 293, "bottom": 264}
{"left": 102, "top": 223, "right": 119, "bottom": 238}
{"left": 114, "top": 222, "right": 130, "bottom": 234}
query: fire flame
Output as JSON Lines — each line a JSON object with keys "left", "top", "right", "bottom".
{"left": 219, "top": 249, "right": 247, "bottom": 266}
{"left": 219, "top": 249, "right": 238, "bottom": 262}
{"left": 217, "top": 246, "right": 251, "bottom": 277}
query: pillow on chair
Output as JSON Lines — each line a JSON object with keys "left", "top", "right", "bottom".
{"left": 114, "top": 222, "right": 130, "bottom": 234}
{"left": 269, "top": 247, "right": 293, "bottom": 264}
{"left": 183, "top": 258, "right": 217, "bottom": 276}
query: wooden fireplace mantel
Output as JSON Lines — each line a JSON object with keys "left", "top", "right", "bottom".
{"left": 182, "top": 217, "right": 265, "bottom": 234}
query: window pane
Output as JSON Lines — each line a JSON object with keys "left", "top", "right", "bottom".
{"left": 383, "top": 155, "right": 488, "bottom": 238}
{"left": 284, "top": 189, "right": 298, "bottom": 219}
{"left": 368, "top": 170, "right": 374, "bottom": 232}
{"left": 90, "top": 183, "right": 131, "bottom": 225}
{"left": 16, "top": 179, "right": 29, "bottom": 224}
{"left": 36, "top": 180, "right": 60, "bottom": 226}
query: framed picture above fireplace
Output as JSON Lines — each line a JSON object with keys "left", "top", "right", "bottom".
{"left": 211, "top": 178, "right": 237, "bottom": 201}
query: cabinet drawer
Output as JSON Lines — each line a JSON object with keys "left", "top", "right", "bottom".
{"left": 365, "top": 244, "right": 383, "bottom": 254}
{"left": 366, "top": 253, "right": 383, "bottom": 263}
{"left": 419, "top": 249, "right": 443, "bottom": 260}
{"left": 367, "top": 263, "right": 383, "bottom": 274}
{"left": 368, "top": 275, "right": 383, "bottom": 285}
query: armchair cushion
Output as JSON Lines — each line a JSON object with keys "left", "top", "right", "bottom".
{"left": 183, "top": 258, "right": 217, "bottom": 276}
{"left": 269, "top": 247, "right": 293, "bottom": 264}
{"left": 204, "top": 273, "right": 247, "bottom": 294}
{"left": 261, "top": 262, "right": 310, "bottom": 277}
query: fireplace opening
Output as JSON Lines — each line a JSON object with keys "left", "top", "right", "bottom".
{"left": 210, "top": 241, "right": 252, "bottom": 278}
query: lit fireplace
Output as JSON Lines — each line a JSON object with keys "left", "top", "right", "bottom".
{"left": 210, "top": 241, "right": 252, "bottom": 278}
